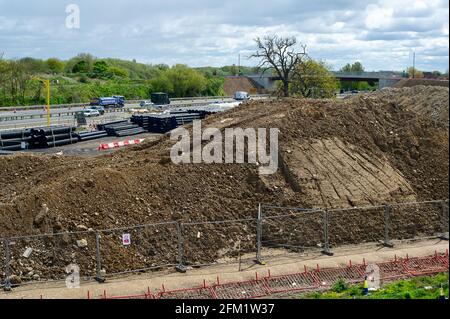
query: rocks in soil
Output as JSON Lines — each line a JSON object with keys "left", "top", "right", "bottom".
{"left": 76, "top": 239, "right": 88, "bottom": 248}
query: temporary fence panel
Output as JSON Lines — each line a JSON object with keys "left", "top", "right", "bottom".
{"left": 181, "top": 219, "right": 257, "bottom": 267}
{"left": 6, "top": 231, "right": 97, "bottom": 285}
{"left": 98, "top": 222, "right": 179, "bottom": 277}
{"left": 377, "top": 258, "right": 410, "bottom": 283}
{"left": 95, "top": 252, "right": 449, "bottom": 299}
{"left": 212, "top": 278, "right": 270, "bottom": 299}
{"left": 328, "top": 206, "right": 385, "bottom": 246}
{"left": 389, "top": 201, "right": 444, "bottom": 241}
{"left": 1, "top": 200, "right": 447, "bottom": 290}
{"left": 158, "top": 286, "right": 215, "bottom": 299}
{"left": 313, "top": 264, "right": 366, "bottom": 287}
{"left": 264, "top": 271, "right": 319, "bottom": 294}
{"left": 0, "top": 239, "right": 6, "bottom": 287}
{"left": 402, "top": 254, "right": 449, "bottom": 277}
{"left": 261, "top": 209, "right": 325, "bottom": 257}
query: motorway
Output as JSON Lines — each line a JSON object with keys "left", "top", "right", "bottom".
{"left": 0, "top": 96, "right": 264, "bottom": 131}
{"left": 0, "top": 97, "right": 237, "bottom": 117}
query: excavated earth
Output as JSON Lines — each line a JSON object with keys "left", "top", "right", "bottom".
{"left": 0, "top": 86, "right": 448, "bottom": 281}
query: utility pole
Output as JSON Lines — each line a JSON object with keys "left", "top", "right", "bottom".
{"left": 412, "top": 51, "right": 416, "bottom": 79}
{"left": 238, "top": 53, "right": 241, "bottom": 76}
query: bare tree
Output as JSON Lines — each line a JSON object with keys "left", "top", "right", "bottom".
{"left": 251, "top": 36, "right": 308, "bottom": 97}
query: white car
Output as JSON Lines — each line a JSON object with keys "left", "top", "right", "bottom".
{"left": 234, "top": 91, "right": 250, "bottom": 101}
{"left": 139, "top": 100, "right": 154, "bottom": 107}
{"left": 83, "top": 109, "right": 101, "bottom": 117}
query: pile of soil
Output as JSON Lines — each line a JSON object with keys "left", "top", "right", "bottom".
{"left": 223, "top": 76, "right": 263, "bottom": 96}
{"left": 365, "top": 86, "right": 449, "bottom": 126}
{"left": 0, "top": 87, "right": 448, "bottom": 280}
{"left": 394, "top": 78, "right": 449, "bottom": 88}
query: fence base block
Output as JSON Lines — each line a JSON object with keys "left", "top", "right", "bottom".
{"left": 382, "top": 241, "right": 395, "bottom": 248}
{"left": 95, "top": 276, "right": 106, "bottom": 284}
{"left": 255, "top": 259, "right": 266, "bottom": 266}
{"left": 321, "top": 248, "right": 334, "bottom": 256}
{"left": 175, "top": 265, "right": 188, "bottom": 273}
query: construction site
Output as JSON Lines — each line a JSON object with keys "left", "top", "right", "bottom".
{"left": 0, "top": 82, "right": 448, "bottom": 299}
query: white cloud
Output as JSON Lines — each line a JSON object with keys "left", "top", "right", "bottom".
{"left": 365, "top": 4, "right": 394, "bottom": 29}
{"left": 0, "top": 0, "right": 448, "bottom": 71}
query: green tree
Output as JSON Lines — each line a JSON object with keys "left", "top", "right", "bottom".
{"left": 340, "top": 62, "right": 365, "bottom": 74}
{"left": 149, "top": 74, "right": 174, "bottom": 95}
{"left": 72, "top": 60, "right": 88, "bottom": 73}
{"left": 108, "top": 66, "right": 129, "bottom": 78}
{"left": 289, "top": 60, "right": 339, "bottom": 98}
{"left": 251, "top": 35, "right": 308, "bottom": 97}
{"left": 19, "top": 57, "right": 46, "bottom": 73}
{"left": 93, "top": 60, "right": 109, "bottom": 77}
{"left": 406, "top": 67, "right": 424, "bottom": 78}
{"left": 46, "top": 58, "right": 64, "bottom": 74}
{"left": 150, "top": 64, "right": 207, "bottom": 97}
{"left": 204, "top": 76, "right": 225, "bottom": 96}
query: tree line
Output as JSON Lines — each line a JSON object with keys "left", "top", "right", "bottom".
{"left": 4, "top": 38, "right": 437, "bottom": 107}
{"left": 0, "top": 53, "right": 226, "bottom": 106}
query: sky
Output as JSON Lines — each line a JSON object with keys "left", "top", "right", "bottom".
{"left": 0, "top": 0, "right": 448, "bottom": 71}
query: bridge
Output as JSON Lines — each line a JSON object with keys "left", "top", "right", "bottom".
{"left": 244, "top": 72, "right": 403, "bottom": 91}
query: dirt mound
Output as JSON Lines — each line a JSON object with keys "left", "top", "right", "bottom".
{"left": 0, "top": 87, "right": 448, "bottom": 279}
{"left": 223, "top": 76, "right": 263, "bottom": 95}
{"left": 394, "top": 78, "right": 449, "bottom": 88}
{"left": 362, "top": 86, "right": 449, "bottom": 126}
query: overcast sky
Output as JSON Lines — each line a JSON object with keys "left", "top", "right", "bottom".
{"left": 0, "top": 0, "right": 448, "bottom": 71}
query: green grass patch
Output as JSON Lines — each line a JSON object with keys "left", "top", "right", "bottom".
{"left": 298, "top": 273, "right": 449, "bottom": 299}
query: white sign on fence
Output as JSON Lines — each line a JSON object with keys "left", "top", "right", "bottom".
{"left": 122, "top": 233, "right": 131, "bottom": 246}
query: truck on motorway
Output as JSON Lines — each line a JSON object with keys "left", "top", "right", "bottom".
{"left": 151, "top": 92, "right": 170, "bottom": 106}
{"left": 90, "top": 96, "right": 125, "bottom": 108}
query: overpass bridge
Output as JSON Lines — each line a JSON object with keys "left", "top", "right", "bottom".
{"left": 244, "top": 72, "right": 402, "bottom": 91}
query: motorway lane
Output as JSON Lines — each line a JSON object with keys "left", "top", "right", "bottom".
{"left": 0, "top": 98, "right": 238, "bottom": 117}
{"left": 0, "top": 96, "right": 268, "bottom": 131}
{"left": 0, "top": 113, "right": 130, "bottom": 131}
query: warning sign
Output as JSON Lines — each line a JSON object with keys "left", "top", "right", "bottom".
{"left": 122, "top": 233, "right": 131, "bottom": 246}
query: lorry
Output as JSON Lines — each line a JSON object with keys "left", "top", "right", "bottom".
{"left": 151, "top": 92, "right": 171, "bottom": 106}
{"left": 90, "top": 96, "right": 125, "bottom": 108}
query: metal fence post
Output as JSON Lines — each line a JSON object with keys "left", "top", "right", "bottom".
{"left": 383, "top": 204, "right": 394, "bottom": 247}
{"left": 321, "top": 210, "right": 333, "bottom": 256}
{"left": 255, "top": 204, "right": 265, "bottom": 265}
{"left": 95, "top": 232, "right": 105, "bottom": 283}
{"left": 3, "top": 239, "right": 11, "bottom": 291}
{"left": 175, "top": 223, "right": 187, "bottom": 273}
{"left": 440, "top": 200, "right": 449, "bottom": 240}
